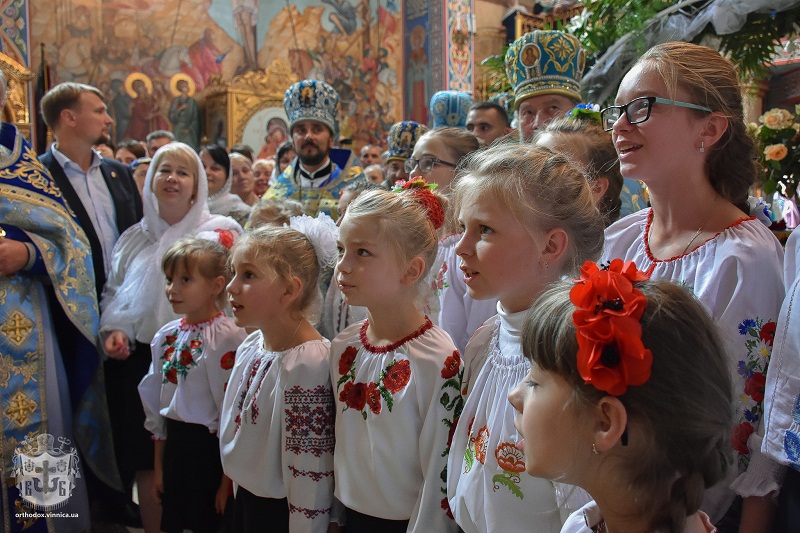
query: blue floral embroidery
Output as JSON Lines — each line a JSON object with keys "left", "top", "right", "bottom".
{"left": 733, "top": 317, "right": 776, "bottom": 469}
{"left": 738, "top": 318, "right": 757, "bottom": 335}
{"left": 784, "top": 394, "right": 800, "bottom": 465}
{"left": 738, "top": 360, "right": 754, "bottom": 378}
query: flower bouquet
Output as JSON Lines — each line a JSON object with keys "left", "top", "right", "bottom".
{"left": 750, "top": 106, "right": 800, "bottom": 200}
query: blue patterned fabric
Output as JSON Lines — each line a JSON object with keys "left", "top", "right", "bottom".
{"left": 0, "top": 122, "right": 110, "bottom": 532}
{"left": 619, "top": 177, "right": 648, "bottom": 217}
{"left": 283, "top": 80, "right": 339, "bottom": 134}
{"left": 505, "top": 30, "right": 585, "bottom": 109}
{"left": 386, "top": 121, "right": 429, "bottom": 162}
{"left": 429, "top": 91, "right": 473, "bottom": 128}
{"left": 265, "top": 151, "right": 364, "bottom": 220}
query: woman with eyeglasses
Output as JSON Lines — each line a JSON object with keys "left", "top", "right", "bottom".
{"left": 601, "top": 42, "right": 785, "bottom": 533}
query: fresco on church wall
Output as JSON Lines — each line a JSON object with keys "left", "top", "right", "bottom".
{"left": 405, "top": 0, "right": 430, "bottom": 125}
{"left": 0, "top": 0, "right": 29, "bottom": 66}
{"left": 29, "top": 0, "right": 403, "bottom": 148}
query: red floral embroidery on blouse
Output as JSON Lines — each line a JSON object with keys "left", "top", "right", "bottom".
{"left": 190, "top": 339, "right": 202, "bottom": 349}
{"left": 447, "top": 416, "right": 458, "bottom": 447}
{"left": 365, "top": 383, "right": 382, "bottom": 414}
{"left": 760, "top": 321, "right": 777, "bottom": 346}
{"left": 339, "top": 382, "right": 367, "bottom": 411}
{"left": 441, "top": 497, "right": 454, "bottom": 520}
{"left": 179, "top": 349, "right": 193, "bottom": 367}
{"left": 733, "top": 421, "right": 754, "bottom": 455}
{"left": 383, "top": 359, "right": 411, "bottom": 393}
{"left": 338, "top": 346, "right": 358, "bottom": 376}
{"left": 475, "top": 426, "right": 489, "bottom": 465}
{"left": 441, "top": 350, "right": 461, "bottom": 379}
{"left": 165, "top": 367, "right": 178, "bottom": 384}
{"left": 495, "top": 442, "right": 526, "bottom": 473}
{"left": 744, "top": 372, "right": 767, "bottom": 403}
{"left": 220, "top": 351, "right": 236, "bottom": 370}
{"left": 165, "top": 335, "right": 177, "bottom": 345}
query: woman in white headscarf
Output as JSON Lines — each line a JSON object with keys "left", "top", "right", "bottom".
{"left": 200, "top": 144, "right": 251, "bottom": 226}
{"left": 99, "top": 142, "right": 242, "bottom": 532}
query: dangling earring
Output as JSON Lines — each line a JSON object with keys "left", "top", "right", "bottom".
{"left": 699, "top": 141, "right": 705, "bottom": 153}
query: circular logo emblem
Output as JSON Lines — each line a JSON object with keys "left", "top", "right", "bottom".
{"left": 13, "top": 434, "right": 80, "bottom": 511}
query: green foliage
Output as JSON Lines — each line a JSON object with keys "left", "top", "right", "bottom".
{"left": 568, "top": 0, "right": 675, "bottom": 63}
{"left": 713, "top": 7, "right": 800, "bottom": 81}
{"left": 480, "top": 2, "right": 800, "bottom": 97}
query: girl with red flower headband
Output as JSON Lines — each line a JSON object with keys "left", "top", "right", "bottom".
{"left": 509, "top": 267, "right": 735, "bottom": 533}
{"left": 446, "top": 143, "right": 605, "bottom": 533}
{"left": 219, "top": 218, "right": 339, "bottom": 532}
{"left": 601, "top": 42, "right": 785, "bottom": 528}
{"left": 138, "top": 237, "right": 246, "bottom": 533}
{"left": 332, "top": 187, "right": 462, "bottom": 532}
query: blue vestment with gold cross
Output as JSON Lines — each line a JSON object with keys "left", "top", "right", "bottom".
{"left": 0, "top": 123, "right": 118, "bottom": 532}
{"left": 264, "top": 148, "right": 364, "bottom": 221}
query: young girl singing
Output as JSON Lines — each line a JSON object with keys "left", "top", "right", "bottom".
{"left": 447, "top": 144, "right": 605, "bottom": 533}
{"left": 332, "top": 185, "right": 461, "bottom": 532}
{"left": 219, "top": 214, "right": 339, "bottom": 532}
{"left": 510, "top": 262, "right": 734, "bottom": 532}
{"left": 138, "top": 237, "right": 247, "bottom": 533}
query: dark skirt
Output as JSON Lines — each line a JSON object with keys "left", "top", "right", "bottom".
{"left": 105, "top": 340, "right": 154, "bottom": 484}
{"left": 774, "top": 466, "right": 800, "bottom": 532}
{"left": 344, "top": 507, "right": 410, "bottom": 533}
{"left": 232, "top": 487, "right": 289, "bottom": 533}
{"left": 161, "top": 418, "right": 223, "bottom": 533}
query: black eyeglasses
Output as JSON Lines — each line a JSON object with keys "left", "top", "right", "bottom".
{"left": 600, "top": 96, "right": 712, "bottom": 132}
{"left": 403, "top": 156, "right": 457, "bottom": 174}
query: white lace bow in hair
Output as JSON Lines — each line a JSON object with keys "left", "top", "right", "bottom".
{"left": 289, "top": 213, "right": 339, "bottom": 268}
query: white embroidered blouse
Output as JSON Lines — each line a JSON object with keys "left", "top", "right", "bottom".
{"left": 138, "top": 313, "right": 247, "bottom": 439}
{"left": 448, "top": 305, "right": 587, "bottom": 533}
{"left": 603, "top": 209, "right": 785, "bottom": 520}
{"left": 219, "top": 332, "right": 334, "bottom": 533}
{"left": 330, "top": 318, "right": 462, "bottom": 532}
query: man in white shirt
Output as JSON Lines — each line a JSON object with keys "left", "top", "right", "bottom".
{"left": 39, "top": 82, "right": 142, "bottom": 295}
{"left": 39, "top": 82, "right": 143, "bottom": 527}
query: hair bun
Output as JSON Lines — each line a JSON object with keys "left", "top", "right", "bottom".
{"left": 393, "top": 178, "right": 446, "bottom": 230}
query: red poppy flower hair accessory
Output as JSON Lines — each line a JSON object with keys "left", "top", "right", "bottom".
{"left": 392, "top": 178, "right": 445, "bottom": 230}
{"left": 196, "top": 228, "right": 236, "bottom": 249}
{"left": 569, "top": 259, "right": 652, "bottom": 396}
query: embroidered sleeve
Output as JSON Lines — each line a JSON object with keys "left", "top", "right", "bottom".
{"left": 410, "top": 347, "right": 463, "bottom": 533}
{"left": 709, "top": 248, "right": 786, "bottom": 497}
{"left": 139, "top": 326, "right": 176, "bottom": 440}
{"left": 763, "top": 277, "right": 800, "bottom": 470}
{"left": 205, "top": 325, "right": 247, "bottom": 434}
{"left": 282, "top": 361, "right": 336, "bottom": 533}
